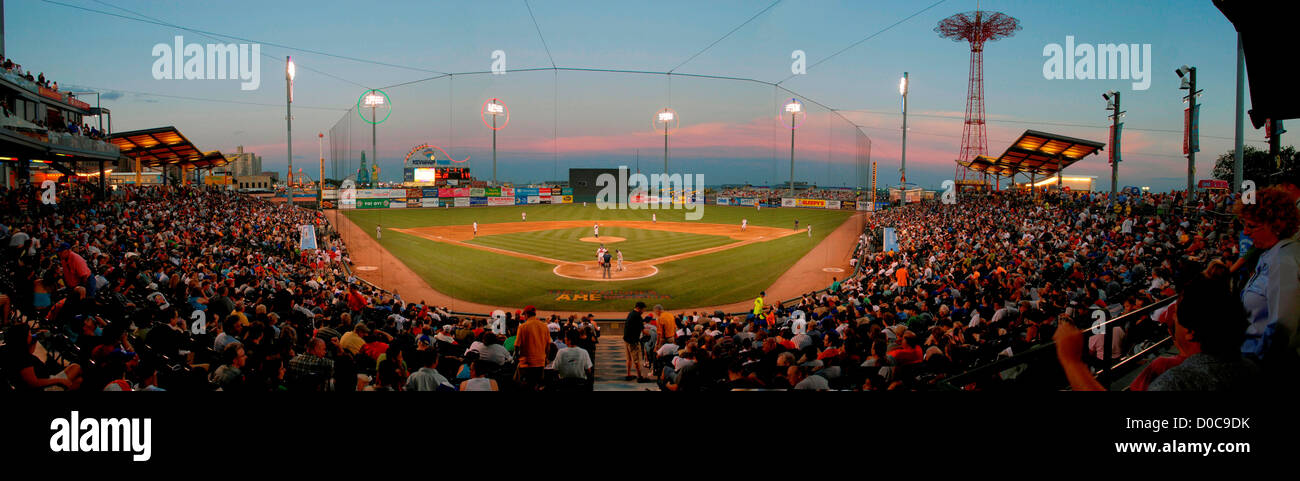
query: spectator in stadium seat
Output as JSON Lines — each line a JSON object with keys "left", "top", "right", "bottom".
{"left": 1057, "top": 277, "right": 1259, "bottom": 391}
{"left": 3, "top": 323, "right": 83, "bottom": 391}
{"left": 459, "top": 361, "right": 500, "bottom": 391}
{"left": 339, "top": 323, "right": 368, "bottom": 355}
{"left": 1235, "top": 187, "right": 1300, "bottom": 378}
{"left": 288, "top": 337, "right": 335, "bottom": 391}
{"left": 514, "top": 306, "right": 549, "bottom": 390}
{"left": 406, "top": 349, "right": 451, "bottom": 391}
{"left": 551, "top": 329, "right": 593, "bottom": 391}
{"left": 209, "top": 342, "right": 247, "bottom": 391}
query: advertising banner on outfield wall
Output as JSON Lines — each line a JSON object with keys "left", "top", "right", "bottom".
{"left": 737, "top": 198, "right": 758, "bottom": 206}
{"left": 488, "top": 197, "right": 514, "bottom": 206}
{"left": 406, "top": 188, "right": 423, "bottom": 199}
{"left": 454, "top": 197, "right": 470, "bottom": 207}
{"left": 357, "top": 198, "right": 390, "bottom": 209}
{"left": 471, "top": 197, "right": 487, "bottom": 206}
{"left": 562, "top": 195, "right": 573, "bottom": 203}
{"left": 781, "top": 198, "right": 796, "bottom": 207}
{"left": 562, "top": 188, "right": 573, "bottom": 196}
{"left": 797, "top": 199, "right": 827, "bottom": 208}
{"left": 438, "top": 188, "right": 453, "bottom": 198}
{"left": 527, "top": 196, "right": 540, "bottom": 204}
{"left": 485, "top": 187, "right": 501, "bottom": 197}
{"left": 550, "top": 196, "right": 563, "bottom": 204}
{"left": 452, "top": 188, "right": 472, "bottom": 197}
{"left": 539, "top": 188, "right": 551, "bottom": 196}
{"left": 716, "top": 197, "right": 732, "bottom": 205}
{"left": 515, "top": 187, "right": 539, "bottom": 197}
{"left": 501, "top": 187, "right": 515, "bottom": 197}
{"left": 826, "top": 200, "right": 841, "bottom": 209}
{"left": 389, "top": 201, "right": 406, "bottom": 208}
{"left": 470, "top": 188, "right": 486, "bottom": 197}
{"left": 420, "top": 198, "right": 439, "bottom": 208}
{"left": 323, "top": 189, "right": 338, "bottom": 200}
{"left": 357, "top": 189, "right": 407, "bottom": 199}
{"left": 407, "top": 198, "right": 421, "bottom": 207}
{"left": 422, "top": 187, "right": 440, "bottom": 198}
{"left": 841, "top": 200, "right": 857, "bottom": 210}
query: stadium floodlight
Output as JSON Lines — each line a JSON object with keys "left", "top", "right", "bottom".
{"left": 899, "top": 75, "right": 908, "bottom": 96}
{"left": 653, "top": 108, "right": 679, "bottom": 173}
{"left": 482, "top": 98, "right": 509, "bottom": 184}
{"left": 899, "top": 72, "right": 910, "bottom": 203}
{"left": 286, "top": 56, "right": 294, "bottom": 189}
{"left": 363, "top": 93, "right": 385, "bottom": 107}
{"left": 780, "top": 98, "right": 807, "bottom": 193}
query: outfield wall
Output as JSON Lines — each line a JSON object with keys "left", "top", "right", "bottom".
{"left": 342, "top": 187, "right": 574, "bottom": 209}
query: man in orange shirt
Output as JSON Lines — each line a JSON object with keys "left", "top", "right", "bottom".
{"left": 895, "top": 264, "right": 909, "bottom": 288}
{"left": 513, "top": 306, "right": 549, "bottom": 390}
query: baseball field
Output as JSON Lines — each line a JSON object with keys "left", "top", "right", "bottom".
{"left": 337, "top": 204, "right": 858, "bottom": 313}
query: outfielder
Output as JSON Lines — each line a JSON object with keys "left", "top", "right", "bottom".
{"left": 652, "top": 213, "right": 656, "bottom": 224}
{"left": 376, "top": 224, "right": 382, "bottom": 240}
{"left": 522, "top": 211, "right": 527, "bottom": 221}
{"left": 808, "top": 224, "right": 813, "bottom": 238}
{"left": 594, "top": 223, "right": 600, "bottom": 238}
{"left": 473, "top": 221, "right": 478, "bottom": 236}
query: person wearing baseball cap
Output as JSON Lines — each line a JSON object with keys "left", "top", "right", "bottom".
{"left": 514, "top": 305, "right": 549, "bottom": 390}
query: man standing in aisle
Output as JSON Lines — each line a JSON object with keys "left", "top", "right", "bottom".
{"left": 624, "top": 302, "right": 650, "bottom": 382}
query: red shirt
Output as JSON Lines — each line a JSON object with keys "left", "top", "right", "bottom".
{"left": 888, "top": 345, "right": 923, "bottom": 365}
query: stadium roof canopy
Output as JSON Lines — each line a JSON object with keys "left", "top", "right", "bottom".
{"left": 107, "top": 126, "right": 225, "bottom": 168}
{"left": 960, "top": 130, "right": 1105, "bottom": 177}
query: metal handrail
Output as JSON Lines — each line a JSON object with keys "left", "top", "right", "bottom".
{"left": 937, "top": 295, "right": 1175, "bottom": 390}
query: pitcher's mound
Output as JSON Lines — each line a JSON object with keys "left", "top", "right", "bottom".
{"left": 580, "top": 236, "right": 625, "bottom": 243}
{"left": 554, "top": 261, "right": 657, "bottom": 281}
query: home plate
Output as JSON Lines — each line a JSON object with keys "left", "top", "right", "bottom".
{"left": 356, "top": 266, "right": 379, "bottom": 271}
{"left": 822, "top": 267, "right": 845, "bottom": 273}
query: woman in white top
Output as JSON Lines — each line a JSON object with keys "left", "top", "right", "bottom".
{"left": 459, "top": 361, "right": 499, "bottom": 391}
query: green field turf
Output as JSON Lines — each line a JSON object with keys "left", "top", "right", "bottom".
{"left": 342, "top": 204, "right": 855, "bottom": 311}
{"left": 467, "top": 226, "right": 737, "bottom": 262}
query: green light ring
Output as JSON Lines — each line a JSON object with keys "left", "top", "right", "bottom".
{"left": 357, "top": 89, "right": 392, "bottom": 124}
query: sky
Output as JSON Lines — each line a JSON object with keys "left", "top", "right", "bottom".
{"left": 6, "top": 0, "right": 1267, "bottom": 191}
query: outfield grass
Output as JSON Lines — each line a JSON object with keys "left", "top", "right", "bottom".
{"left": 342, "top": 204, "right": 853, "bottom": 311}
{"left": 467, "top": 226, "right": 737, "bottom": 262}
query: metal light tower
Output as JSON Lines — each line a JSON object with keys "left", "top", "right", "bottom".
{"left": 899, "top": 73, "right": 909, "bottom": 205}
{"left": 1104, "top": 91, "right": 1123, "bottom": 198}
{"left": 318, "top": 132, "right": 325, "bottom": 207}
{"left": 286, "top": 56, "right": 295, "bottom": 190}
{"left": 654, "top": 108, "right": 678, "bottom": 173}
{"left": 482, "top": 98, "right": 509, "bottom": 185}
{"left": 936, "top": 10, "right": 1021, "bottom": 183}
{"left": 781, "top": 98, "right": 806, "bottom": 193}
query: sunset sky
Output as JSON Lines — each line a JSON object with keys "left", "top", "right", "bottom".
{"left": 8, "top": 0, "right": 1264, "bottom": 190}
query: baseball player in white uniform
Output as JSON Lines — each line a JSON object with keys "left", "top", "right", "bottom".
{"left": 594, "top": 223, "right": 600, "bottom": 238}
{"left": 522, "top": 211, "right": 526, "bottom": 221}
{"left": 473, "top": 221, "right": 478, "bottom": 236}
{"left": 652, "top": 213, "right": 657, "bottom": 224}
{"left": 741, "top": 219, "right": 747, "bottom": 231}
{"left": 808, "top": 224, "right": 813, "bottom": 238}
{"left": 616, "top": 249, "right": 625, "bottom": 271}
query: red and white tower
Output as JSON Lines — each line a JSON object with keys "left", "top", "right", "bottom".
{"left": 936, "top": 10, "right": 1020, "bottom": 183}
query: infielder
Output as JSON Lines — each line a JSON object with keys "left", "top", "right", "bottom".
{"left": 808, "top": 224, "right": 813, "bottom": 238}
{"left": 794, "top": 218, "right": 799, "bottom": 231}
{"left": 616, "top": 249, "right": 625, "bottom": 271}
{"left": 473, "top": 221, "right": 478, "bottom": 236}
{"left": 522, "top": 211, "right": 527, "bottom": 221}
{"left": 376, "top": 224, "right": 382, "bottom": 240}
{"left": 594, "top": 223, "right": 600, "bottom": 238}
{"left": 741, "top": 219, "right": 747, "bottom": 231}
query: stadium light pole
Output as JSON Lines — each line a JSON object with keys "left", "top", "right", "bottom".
{"left": 318, "top": 132, "right": 325, "bottom": 208}
{"left": 655, "top": 108, "right": 678, "bottom": 174}
{"left": 899, "top": 73, "right": 909, "bottom": 207}
{"left": 1233, "top": 34, "right": 1245, "bottom": 194}
{"left": 483, "top": 98, "right": 508, "bottom": 185}
{"left": 781, "top": 99, "right": 805, "bottom": 195}
{"left": 286, "top": 56, "right": 295, "bottom": 191}
{"left": 1104, "top": 90, "right": 1123, "bottom": 199}
{"left": 1176, "top": 64, "right": 1199, "bottom": 206}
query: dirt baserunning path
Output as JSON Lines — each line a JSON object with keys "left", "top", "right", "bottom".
{"left": 329, "top": 210, "right": 864, "bottom": 318}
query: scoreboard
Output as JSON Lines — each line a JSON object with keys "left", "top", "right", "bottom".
{"left": 406, "top": 166, "right": 471, "bottom": 184}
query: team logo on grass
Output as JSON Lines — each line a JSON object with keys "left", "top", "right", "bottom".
{"left": 549, "top": 290, "right": 672, "bottom": 301}
{"left": 595, "top": 166, "right": 705, "bottom": 220}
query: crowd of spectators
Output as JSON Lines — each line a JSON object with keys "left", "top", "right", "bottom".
{"left": 1, "top": 173, "right": 1294, "bottom": 391}
{"left": 715, "top": 187, "right": 863, "bottom": 201}
{"left": 621, "top": 182, "right": 1298, "bottom": 391}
